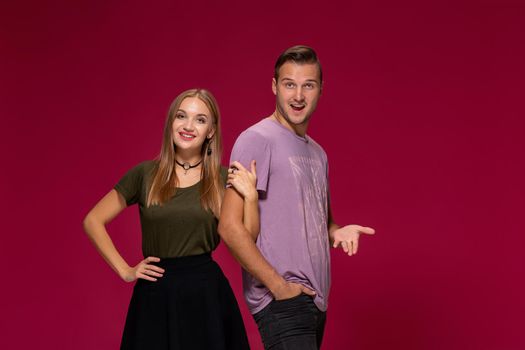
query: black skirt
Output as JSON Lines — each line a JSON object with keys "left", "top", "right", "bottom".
{"left": 121, "top": 253, "right": 250, "bottom": 350}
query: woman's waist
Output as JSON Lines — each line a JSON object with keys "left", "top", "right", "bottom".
{"left": 148, "top": 252, "right": 215, "bottom": 271}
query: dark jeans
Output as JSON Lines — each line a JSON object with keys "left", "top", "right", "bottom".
{"left": 253, "top": 294, "right": 326, "bottom": 350}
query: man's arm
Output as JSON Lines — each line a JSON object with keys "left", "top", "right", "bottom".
{"left": 218, "top": 188, "right": 315, "bottom": 300}
{"left": 226, "top": 160, "right": 260, "bottom": 241}
{"left": 328, "top": 202, "right": 341, "bottom": 243}
{"left": 328, "top": 193, "right": 375, "bottom": 256}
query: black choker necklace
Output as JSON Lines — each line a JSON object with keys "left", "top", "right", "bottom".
{"left": 176, "top": 159, "right": 202, "bottom": 175}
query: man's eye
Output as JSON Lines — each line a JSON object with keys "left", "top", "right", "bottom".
{"left": 285, "top": 83, "right": 295, "bottom": 88}
{"left": 304, "top": 83, "right": 314, "bottom": 89}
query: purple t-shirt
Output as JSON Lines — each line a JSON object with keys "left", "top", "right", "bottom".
{"left": 230, "top": 118, "right": 330, "bottom": 314}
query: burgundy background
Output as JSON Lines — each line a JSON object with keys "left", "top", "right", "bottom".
{"left": 1, "top": 1, "right": 524, "bottom": 349}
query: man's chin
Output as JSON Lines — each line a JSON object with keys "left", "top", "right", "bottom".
{"left": 286, "top": 114, "right": 310, "bottom": 126}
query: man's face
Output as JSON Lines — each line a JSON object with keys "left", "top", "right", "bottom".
{"left": 272, "top": 62, "right": 322, "bottom": 129}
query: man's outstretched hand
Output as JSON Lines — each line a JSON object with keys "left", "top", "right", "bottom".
{"left": 331, "top": 225, "right": 375, "bottom": 256}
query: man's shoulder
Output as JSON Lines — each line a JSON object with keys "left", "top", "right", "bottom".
{"left": 235, "top": 119, "right": 274, "bottom": 144}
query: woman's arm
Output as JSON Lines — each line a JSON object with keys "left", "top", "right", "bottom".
{"left": 82, "top": 189, "right": 165, "bottom": 282}
{"left": 227, "top": 160, "right": 259, "bottom": 241}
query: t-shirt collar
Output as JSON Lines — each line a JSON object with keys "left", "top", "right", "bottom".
{"left": 265, "top": 117, "right": 309, "bottom": 143}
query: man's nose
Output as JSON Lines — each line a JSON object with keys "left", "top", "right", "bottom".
{"left": 294, "top": 87, "right": 305, "bottom": 101}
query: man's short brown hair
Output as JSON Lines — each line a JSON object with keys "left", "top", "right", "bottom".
{"left": 274, "top": 45, "right": 323, "bottom": 84}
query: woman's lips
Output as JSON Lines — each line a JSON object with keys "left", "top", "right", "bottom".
{"left": 179, "top": 132, "right": 196, "bottom": 141}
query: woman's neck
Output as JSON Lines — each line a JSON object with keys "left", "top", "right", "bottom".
{"left": 175, "top": 149, "right": 202, "bottom": 165}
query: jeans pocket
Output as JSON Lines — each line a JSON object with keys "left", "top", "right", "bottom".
{"left": 272, "top": 292, "right": 306, "bottom": 305}
{"left": 260, "top": 294, "right": 319, "bottom": 348}
{"left": 270, "top": 293, "right": 311, "bottom": 315}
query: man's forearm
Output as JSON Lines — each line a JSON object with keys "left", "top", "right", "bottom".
{"left": 328, "top": 219, "right": 340, "bottom": 245}
{"left": 219, "top": 189, "right": 286, "bottom": 294}
{"left": 220, "top": 221, "right": 285, "bottom": 293}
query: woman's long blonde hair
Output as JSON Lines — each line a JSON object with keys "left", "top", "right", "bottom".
{"left": 146, "top": 89, "right": 223, "bottom": 217}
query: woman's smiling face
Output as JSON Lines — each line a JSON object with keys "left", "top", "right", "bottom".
{"left": 172, "top": 97, "right": 215, "bottom": 152}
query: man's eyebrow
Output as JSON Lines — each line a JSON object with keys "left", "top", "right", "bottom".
{"left": 280, "top": 78, "right": 319, "bottom": 83}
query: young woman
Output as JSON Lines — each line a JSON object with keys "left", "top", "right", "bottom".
{"left": 83, "top": 89, "right": 256, "bottom": 349}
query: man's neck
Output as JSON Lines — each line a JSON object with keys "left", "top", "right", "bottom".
{"left": 270, "top": 111, "right": 308, "bottom": 137}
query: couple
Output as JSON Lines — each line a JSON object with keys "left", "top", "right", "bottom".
{"left": 83, "top": 45, "right": 375, "bottom": 350}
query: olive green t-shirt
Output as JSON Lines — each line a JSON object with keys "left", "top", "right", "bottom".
{"left": 114, "top": 160, "right": 226, "bottom": 258}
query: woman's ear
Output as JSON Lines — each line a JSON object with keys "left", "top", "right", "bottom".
{"left": 207, "top": 127, "right": 215, "bottom": 140}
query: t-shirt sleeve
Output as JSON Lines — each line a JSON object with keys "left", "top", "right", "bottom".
{"left": 230, "top": 130, "right": 271, "bottom": 193}
{"left": 114, "top": 163, "right": 145, "bottom": 206}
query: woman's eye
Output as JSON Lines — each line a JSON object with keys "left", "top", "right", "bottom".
{"left": 197, "top": 118, "right": 207, "bottom": 124}
{"left": 176, "top": 114, "right": 185, "bottom": 119}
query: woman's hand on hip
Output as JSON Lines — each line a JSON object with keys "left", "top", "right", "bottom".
{"left": 120, "top": 256, "right": 165, "bottom": 282}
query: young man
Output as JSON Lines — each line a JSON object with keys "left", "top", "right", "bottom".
{"left": 219, "top": 45, "right": 375, "bottom": 349}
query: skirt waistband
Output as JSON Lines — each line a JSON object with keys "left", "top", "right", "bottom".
{"left": 151, "top": 252, "right": 213, "bottom": 270}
